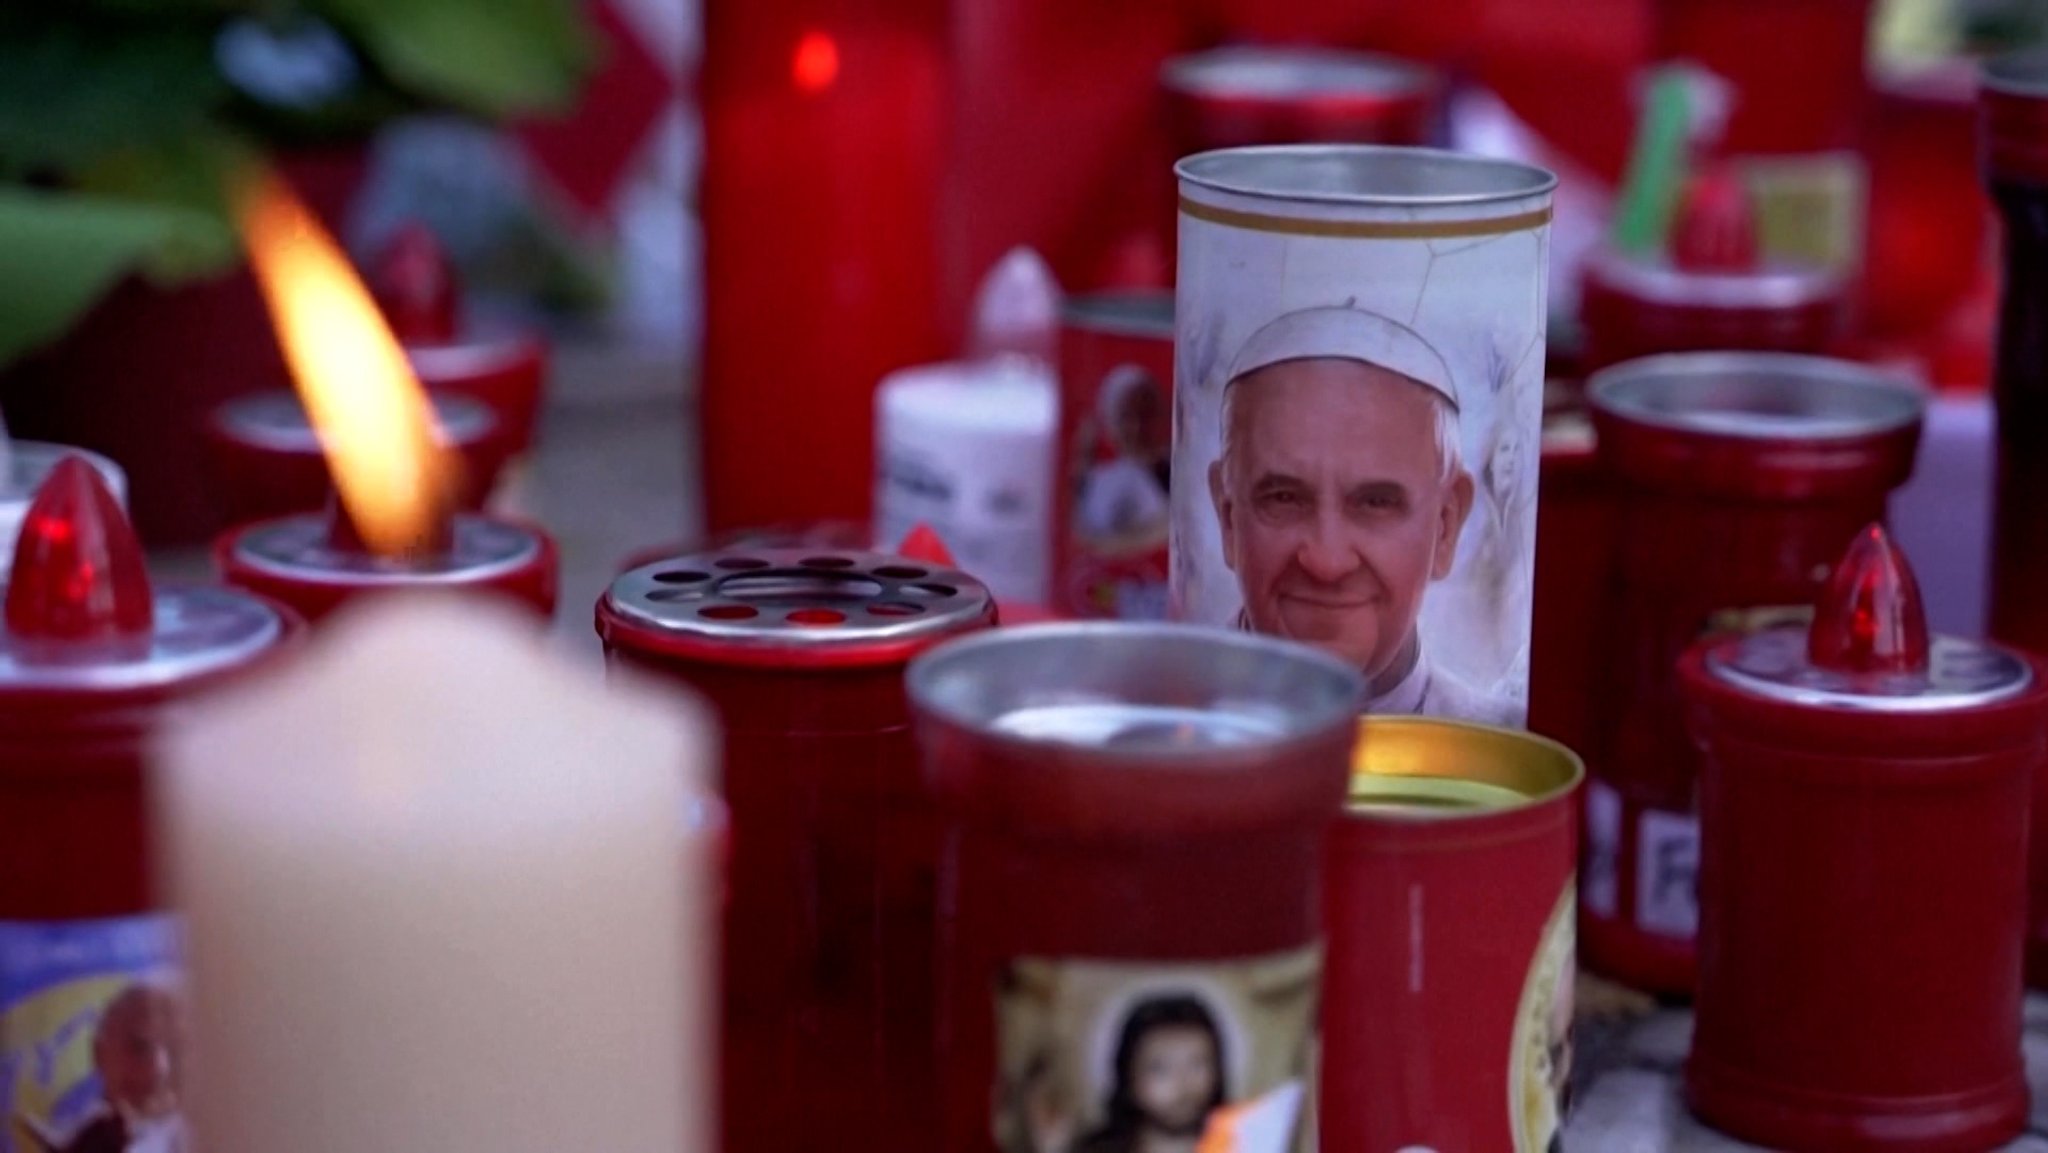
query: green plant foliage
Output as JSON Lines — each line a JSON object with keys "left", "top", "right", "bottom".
{"left": 316, "top": 0, "right": 596, "bottom": 117}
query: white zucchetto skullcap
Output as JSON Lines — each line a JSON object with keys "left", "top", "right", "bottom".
{"left": 1225, "top": 306, "right": 1458, "bottom": 410}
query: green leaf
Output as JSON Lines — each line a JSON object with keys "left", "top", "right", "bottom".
{"left": 318, "top": 0, "right": 596, "bottom": 116}
{"left": 0, "top": 20, "right": 230, "bottom": 177}
{"left": 0, "top": 188, "right": 240, "bottom": 365}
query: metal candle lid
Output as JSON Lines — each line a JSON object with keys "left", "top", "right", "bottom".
{"left": 1, "top": 459, "right": 285, "bottom": 693}
{"left": 1584, "top": 248, "right": 1845, "bottom": 312}
{"left": 1062, "top": 291, "right": 1173, "bottom": 338}
{"left": 1589, "top": 352, "right": 1923, "bottom": 442}
{"left": 1176, "top": 144, "right": 1557, "bottom": 208}
{"left": 1705, "top": 525, "right": 2031, "bottom": 712}
{"left": 1162, "top": 46, "right": 1436, "bottom": 107}
{"left": 215, "top": 390, "right": 497, "bottom": 452}
{"left": 907, "top": 622, "right": 1363, "bottom": 755}
{"left": 228, "top": 514, "right": 543, "bottom": 583}
{"left": 601, "top": 549, "right": 996, "bottom": 666}
{"left": 1347, "top": 717, "right": 1582, "bottom": 819}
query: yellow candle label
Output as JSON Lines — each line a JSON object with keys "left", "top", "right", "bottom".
{"left": 0, "top": 916, "right": 183, "bottom": 1153}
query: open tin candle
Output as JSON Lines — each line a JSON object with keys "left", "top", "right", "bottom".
{"left": 1582, "top": 351, "right": 1923, "bottom": 995}
{"left": 909, "top": 623, "right": 1363, "bottom": 1153}
{"left": 1324, "top": 718, "right": 1582, "bottom": 1153}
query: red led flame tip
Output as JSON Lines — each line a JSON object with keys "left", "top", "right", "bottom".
{"left": 897, "top": 523, "right": 958, "bottom": 567}
{"left": 1808, "top": 523, "right": 1929, "bottom": 676}
{"left": 5, "top": 457, "right": 153, "bottom": 642}
{"left": 1670, "top": 164, "right": 1760, "bottom": 274}
{"left": 370, "top": 222, "right": 460, "bottom": 344}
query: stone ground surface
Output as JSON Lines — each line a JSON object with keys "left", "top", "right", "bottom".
{"left": 151, "top": 342, "right": 2048, "bottom": 1152}
{"left": 1565, "top": 977, "right": 2048, "bottom": 1151}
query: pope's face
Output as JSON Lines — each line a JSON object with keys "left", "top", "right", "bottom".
{"left": 1209, "top": 358, "right": 1473, "bottom": 678}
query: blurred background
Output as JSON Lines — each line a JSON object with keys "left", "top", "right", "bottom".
{"left": 1, "top": 0, "right": 2044, "bottom": 647}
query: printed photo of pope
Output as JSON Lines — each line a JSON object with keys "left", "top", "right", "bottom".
{"left": 1207, "top": 305, "right": 1514, "bottom": 724}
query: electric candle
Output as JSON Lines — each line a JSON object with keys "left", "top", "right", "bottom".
{"left": 158, "top": 596, "right": 716, "bottom": 1153}
{"left": 0, "top": 415, "right": 127, "bottom": 581}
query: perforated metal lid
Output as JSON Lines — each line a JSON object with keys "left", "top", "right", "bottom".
{"left": 217, "top": 390, "right": 496, "bottom": 451}
{"left": 602, "top": 549, "right": 997, "bottom": 663}
{"left": 0, "top": 586, "right": 286, "bottom": 692}
{"left": 229, "top": 514, "right": 543, "bottom": 583}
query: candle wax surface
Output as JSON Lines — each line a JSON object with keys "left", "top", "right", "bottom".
{"left": 159, "top": 596, "right": 715, "bottom": 1153}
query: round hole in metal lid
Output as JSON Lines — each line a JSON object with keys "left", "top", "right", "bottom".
{"left": 652, "top": 570, "right": 710, "bottom": 584}
{"left": 787, "top": 608, "right": 847, "bottom": 626}
{"left": 715, "top": 557, "right": 770, "bottom": 570}
{"left": 904, "top": 582, "right": 958, "bottom": 598}
{"left": 699, "top": 604, "right": 759, "bottom": 620}
{"left": 875, "top": 565, "right": 928, "bottom": 579}
{"left": 719, "top": 571, "right": 886, "bottom": 601}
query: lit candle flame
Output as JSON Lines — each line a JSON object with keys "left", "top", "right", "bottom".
{"left": 236, "top": 173, "right": 456, "bottom": 557}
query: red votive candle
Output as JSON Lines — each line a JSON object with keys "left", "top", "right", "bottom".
{"left": 1324, "top": 718, "right": 1583, "bottom": 1153}
{"left": 908, "top": 623, "right": 1364, "bottom": 1153}
{"left": 1161, "top": 46, "right": 1441, "bottom": 154}
{"left": 598, "top": 548, "right": 996, "bottom": 1153}
{"left": 0, "top": 458, "right": 302, "bottom": 1142}
{"left": 204, "top": 390, "right": 513, "bottom": 524}
{"left": 214, "top": 505, "right": 557, "bottom": 625}
{"left": 1681, "top": 525, "right": 2044, "bottom": 1151}
{"left": 371, "top": 223, "right": 551, "bottom": 456}
{"left": 1580, "top": 169, "right": 1847, "bottom": 374}
{"left": 1582, "top": 352, "right": 1923, "bottom": 996}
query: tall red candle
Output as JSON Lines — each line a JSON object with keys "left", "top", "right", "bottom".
{"left": 1582, "top": 352, "right": 1922, "bottom": 996}
{"left": 1681, "top": 526, "right": 2043, "bottom": 1150}
{"left": 909, "top": 624, "right": 1362, "bottom": 1153}
{"left": 599, "top": 548, "right": 995, "bottom": 1153}
{"left": 0, "top": 459, "right": 302, "bottom": 1147}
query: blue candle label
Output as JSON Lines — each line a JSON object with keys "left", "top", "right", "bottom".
{"left": 0, "top": 916, "right": 185, "bottom": 1153}
{"left": 993, "top": 946, "right": 1318, "bottom": 1153}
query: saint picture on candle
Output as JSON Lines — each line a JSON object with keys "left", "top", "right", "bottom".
{"left": 1071, "top": 365, "right": 1172, "bottom": 555}
{"left": 1173, "top": 168, "right": 1549, "bottom": 727}
{"left": 12, "top": 982, "right": 188, "bottom": 1153}
{"left": 1, "top": 919, "right": 184, "bottom": 1153}
{"left": 993, "top": 949, "right": 1316, "bottom": 1153}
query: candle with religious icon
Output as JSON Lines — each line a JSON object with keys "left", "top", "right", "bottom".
{"left": 1323, "top": 717, "right": 1582, "bottom": 1153}
{"left": 1055, "top": 292, "right": 1174, "bottom": 620}
{"left": 908, "top": 623, "right": 1363, "bottom": 1153}
{"left": 1582, "top": 352, "right": 1923, "bottom": 995}
{"left": 0, "top": 433, "right": 126, "bottom": 582}
{"left": 598, "top": 548, "right": 995, "bottom": 1153}
{"left": 212, "top": 176, "right": 559, "bottom": 625}
{"left": 160, "top": 597, "right": 716, "bottom": 1153}
{"left": 0, "top": 458, "right": 303, "bottom": 1151}
{"left": 1681, "top": 526, "right": 2044, "bottom": 1151}
{"left": 1172, "top": 146, "right": 1552, "bottom": 730}
{"left": 204, "top": 390, "right": 513, "bottom": 524}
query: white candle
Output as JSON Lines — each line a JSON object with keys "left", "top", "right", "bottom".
{"left": 157, "top": 596, "right": 715, "bottom": 1153}
{"left": 873, "top": 357, "right": 1058, "bottom": 604}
